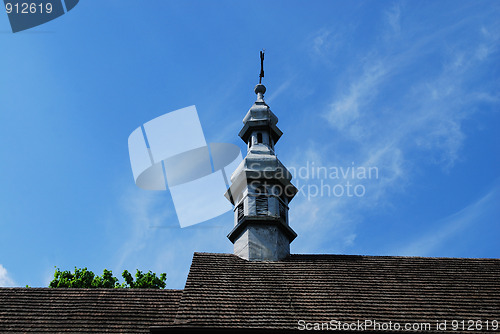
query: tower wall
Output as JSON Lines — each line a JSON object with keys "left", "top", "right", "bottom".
{"left": 233, "top": 224, "right": 291, "bottom": 261}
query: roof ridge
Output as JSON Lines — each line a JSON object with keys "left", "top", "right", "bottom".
{"left": 289, "top": 253, "right": 500, "bottom": 260}
{"left": 192, "top": 252, "right": 500, "bottom": 261}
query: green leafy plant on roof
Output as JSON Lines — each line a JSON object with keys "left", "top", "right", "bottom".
{"left": 49, "top": 267, "right": 166, "bottom": 289}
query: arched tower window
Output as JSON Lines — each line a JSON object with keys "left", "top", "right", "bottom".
{"left": 257, "top": 133, "right": 263, "bottom": 144}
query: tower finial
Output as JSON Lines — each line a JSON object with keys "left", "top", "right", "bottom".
{"left": 259, "top": 49, "right": 265, "bottom": 84}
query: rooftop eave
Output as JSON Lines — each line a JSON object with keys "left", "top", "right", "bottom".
{"left": 224, "top": 169, "right": 298, "bottom": 205}
{"left": 227, "top": 216, "right": 298, "bottom": 244}
{"left": 239, "top": 120, "right": 283, "bottom": 143}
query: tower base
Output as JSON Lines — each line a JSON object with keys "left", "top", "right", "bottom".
{"left": 228, "top": 217, "right": 297, "bottom": 261}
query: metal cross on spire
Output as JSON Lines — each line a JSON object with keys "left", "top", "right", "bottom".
{"left": 259, "top": 49, "right": 265, "bottom": 84}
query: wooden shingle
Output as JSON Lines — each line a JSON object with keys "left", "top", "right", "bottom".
{"left": 1, "top": 253, "right": 499, "bottom": 333}
{"left": 162, "top": 253, "right": 500, "bottom": 332}
{"left": 0, "top": 288, "right": 182, "bottom": 333}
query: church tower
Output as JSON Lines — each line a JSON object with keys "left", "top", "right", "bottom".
{"left": 225, "top": 52, "right": 298, "bottom": 261}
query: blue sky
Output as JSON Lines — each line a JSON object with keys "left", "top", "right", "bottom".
{"left": 0, "top": 1, "right": 499, "bottom": 289}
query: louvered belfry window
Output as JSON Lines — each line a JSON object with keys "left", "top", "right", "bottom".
{"left": 237, "top": 203, "right": 244, "bottom": 222}
{"left": 256, "top": 196, "right": 268, "bottom": 215}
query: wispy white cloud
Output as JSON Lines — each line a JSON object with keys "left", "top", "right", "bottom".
{"left": 266, "top": 78, "right": 293, "bottom": 104}
{"left": 288, "top": 145, "right": 365, "bottom": 254}
{"left": 312, "top": 29, "right": 334, "bottom": 57}
{"left": 476, "top": 25, "right": 499, "bottom": 61}
{"left": 324, "top": 5, "right": 498, "bottom": 170}
{"left": 114, "top": 187, "right": 176, "bottom": 270}
{"left": 292, "top": 3, "right": 500, "bottom": 253}
{"left": 323, "top": 61, "right": 388, "bottom": 136}
{"left": 0, "top": 264, "right": 16, "bottom": 287}
{"left": 308, "top": 27, "right": 347, "bottom": 67}
{"left": 43, "top": 267, "right": 56, "bottom": 288}
{"left": 397, "top": 183, "right": 500, "bottom": 256}
{"left": 385, "top": 3, "right": 401, "bottom": 35}
{"left": 110, "top": 184, "right": 233, "bottom": 289}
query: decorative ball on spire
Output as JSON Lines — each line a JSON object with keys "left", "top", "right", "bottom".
{"left": 254, "top": 83, "right": 266, "bottom": 95}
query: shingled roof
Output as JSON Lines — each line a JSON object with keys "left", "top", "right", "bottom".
{"left": 1, "top": 253, "right": 499, "bottom": 333}
{"left": 0, "top": 288, "right": 182, "bottom": 333}
{"left": 157, "top": 252, "right": 500, "bottom": 333}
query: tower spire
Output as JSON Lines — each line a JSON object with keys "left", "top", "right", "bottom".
{"left": 224, "top": 52, "right": 298, "bottom": 261}
{"left": 259, "top": 49, "right": 265, "bottom": 84}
